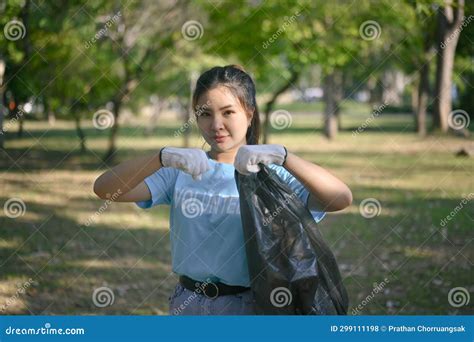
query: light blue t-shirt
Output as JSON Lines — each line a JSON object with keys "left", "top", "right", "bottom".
{"left": 136, "top": 155, "right": 326, "bottom": 287}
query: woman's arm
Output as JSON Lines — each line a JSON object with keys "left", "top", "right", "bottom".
{"left": 283, "top": 151, "right": 352, "bottom": 212}
{"left": 93, "top": 151, "right": 162, "bottom": 201}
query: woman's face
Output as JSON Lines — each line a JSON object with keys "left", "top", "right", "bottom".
{"left": 196, "top": 86, "right": 252, "bottom": 153}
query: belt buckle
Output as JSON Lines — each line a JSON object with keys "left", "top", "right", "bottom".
{"left": 201, "top": 282, "right": 219, "bottom": 299}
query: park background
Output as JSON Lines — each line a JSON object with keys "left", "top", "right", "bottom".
{"left": 0, "top": 0, "right": 472, "bottom": 315}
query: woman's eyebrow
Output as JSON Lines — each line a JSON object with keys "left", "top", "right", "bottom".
{"left": 219, "top": 105, "right": 233, "bottom": 110}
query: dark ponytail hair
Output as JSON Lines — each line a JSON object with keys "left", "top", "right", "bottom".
{"left": 192, "top": 65, "right": 260, "bottom": 145}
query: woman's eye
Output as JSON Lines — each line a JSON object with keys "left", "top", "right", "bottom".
{"left": 199, "top": 112, "right": 210, "bottom": 117}
{"left": 224, "top": 110, "right": 234, "bottom": 115}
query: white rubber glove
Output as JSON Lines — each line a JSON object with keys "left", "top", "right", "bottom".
{"left": 234, "top": 144, "right": 287, "bottom": 175}
{"left": 160, "top": 147, "right": 211, "bottom": 180}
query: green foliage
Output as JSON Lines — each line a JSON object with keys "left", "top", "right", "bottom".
{"left": 0, "top": 0, "right": 470, "bottom": 121}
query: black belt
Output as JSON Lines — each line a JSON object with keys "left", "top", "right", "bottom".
{"left": 179, "top": 275, "right": 250, "bottom": 298}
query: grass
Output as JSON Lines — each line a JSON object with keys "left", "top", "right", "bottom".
{"left": 0, "top": 104, "right": 473, "bottom": 315}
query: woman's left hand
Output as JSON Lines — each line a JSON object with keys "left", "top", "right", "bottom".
{"left": 234, "top": 144, "right": 287, "bottom": 175}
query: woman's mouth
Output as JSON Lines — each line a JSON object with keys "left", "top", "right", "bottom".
{"left": 214, "top": 135, "right": 229, "bottom": 143}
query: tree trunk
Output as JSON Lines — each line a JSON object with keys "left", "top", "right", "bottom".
{"left": 48, "top": 108, "right": 56, "bottom": 126}
{"left": 184, "top": 71, "right": 198, "bottom": 147}
{"left": 368, "top": 77, "right": 384, "bottom": 107}
{"left": 104, "top": 100, "right": 121, "bottom": 162}
{"left": 433, "top": 0, "right": 464, "bottom": 132}
{"left": 44, "top": 99, "right": 56, "bottom": 126}
{"left": 0, "top": 59, "right": 5, "bottom": 149}
{"left": 184, "top": 100, "right": 191, "bottom": 148}
{"left": 103, "top": 74, "right": 135, "bottom": 162}
{"left": 262, "top": 69, "right": 299, "bottom": 144}
{"left": 16, "top": 0, "right": 31, "bottom": 139}
{"left": 334, "top": 71, "right": 343, "bottom": 130}
{"left": 17, "top": 113, "right": 24, "bottom": 138}
{"left": 73, "top": 114, "right": 86, "bottom": 153}
{"left": 382, "top": 70, "right": 405, "bottom": 106}
{"left": 323, "top": 72, "right": 339, "bottom": 139}
{"left": 46, "top": 106, "right": 56, "bottom": 126}
{"left": 411, "top": 81, "right": 418, "bottom": 115}
{"left": 144, "top": 95, "right": 162, "bottom": 136}
{"left": 0, "top": 106, "right": 3, "bottom": 149}
{"left": 416, "top": 60, "right": 430, "bottom": 136}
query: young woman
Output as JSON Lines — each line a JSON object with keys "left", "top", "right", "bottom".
{"left": 93, "top": 65, "right": 352, "bottom": 315}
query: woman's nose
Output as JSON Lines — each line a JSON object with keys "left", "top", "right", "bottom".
{"left": 211, "top": 117, "right": 225, "bottom": 131}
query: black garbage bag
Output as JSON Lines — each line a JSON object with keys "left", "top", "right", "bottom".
{"left": 235, "top": 164, "right": 349, "bottom": 315}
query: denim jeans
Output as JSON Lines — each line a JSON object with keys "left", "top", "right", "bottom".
{"left": 168, "top": 283, "right": 256, "bottom": 315}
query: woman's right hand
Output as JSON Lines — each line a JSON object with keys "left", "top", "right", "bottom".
{"left": 160, "top": 147, "right": 211, "bottom": 180}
